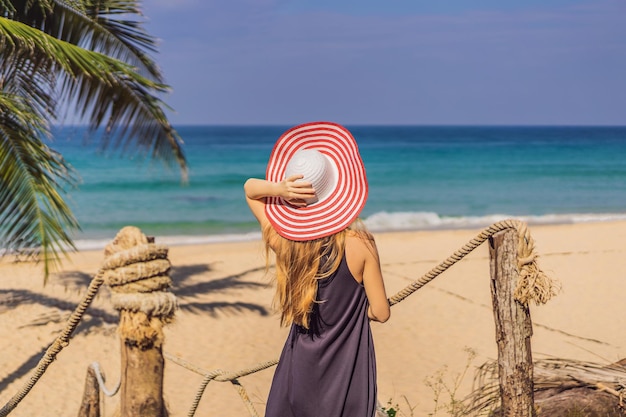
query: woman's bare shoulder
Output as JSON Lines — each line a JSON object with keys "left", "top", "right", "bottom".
{"left": 346, "top": 229, "right": 375, "bottom": 246}
{"left": 345, "top": 230, "right": 378, "bottom": 261}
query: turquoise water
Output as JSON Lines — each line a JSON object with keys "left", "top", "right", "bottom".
{"left": 51, "top": 125, "right": 626, "bottom": 248}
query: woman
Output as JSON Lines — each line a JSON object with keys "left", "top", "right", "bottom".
{"left": 245, "top": 122, "right": 390, "bottom": 417}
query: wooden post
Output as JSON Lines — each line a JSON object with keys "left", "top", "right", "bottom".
{"left": 119, "top": 311, "right": 165, "bottom": 417}
{"left": 103, "top": 227, "right": 174, "bottom": 417}
{"left": 77, "top": 366, "right": 101, "bottom": 417}
{"left": 489, "top": 229, "right": 535, "bottom": 417}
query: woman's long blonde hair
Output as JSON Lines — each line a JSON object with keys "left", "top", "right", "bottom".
{"left": 262, "top": 225, "right": 345, "bottom": 329}
{"left": 263, "top": 220, "right": 373, "bottom": 329}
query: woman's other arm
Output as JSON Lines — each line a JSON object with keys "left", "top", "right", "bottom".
{"left": 244, "top": 176, "right": 315, "bottom": 229}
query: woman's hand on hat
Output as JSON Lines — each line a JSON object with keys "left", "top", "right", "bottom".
{"left": 280, "top": 174, "right": 315, "bottom": 207}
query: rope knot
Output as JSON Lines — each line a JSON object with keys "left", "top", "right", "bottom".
{"left": 512, "top": 220, "right": 560, "bottom": 305}
{"left": 101, "top": 226, "right": 177, "bottom": 319}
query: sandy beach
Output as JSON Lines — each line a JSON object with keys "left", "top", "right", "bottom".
{"left": 1, "top": 220, "right": 625, "bottom": 416}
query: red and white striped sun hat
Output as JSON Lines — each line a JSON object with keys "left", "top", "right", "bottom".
{"left": 265, "top": 122, "right": 368, "bottom": 241}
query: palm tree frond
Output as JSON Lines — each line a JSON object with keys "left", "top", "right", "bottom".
{"left": 6, "top": 0, "right": 163, "bottom": 79}
{"left": 0, "top": 1, "right": 187, "bottom": 280}
{"left": 0, "top": 16, "right": 187, "bottom": 176}
{"left": 83, "top": 0, "right": 163, "bottom": 79}
{"left": 0, "top": 50, "right": 57, "bottom": 119}
{"left": 0, "top": 91, "right": 80, "bottom": 280}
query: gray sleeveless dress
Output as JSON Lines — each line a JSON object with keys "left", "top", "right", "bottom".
{"left": 265, "top": 254, "right": 377, "bottom": 417}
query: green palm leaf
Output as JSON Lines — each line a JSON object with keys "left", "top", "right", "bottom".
{"left": 0, "top": 5, "right": 188, "bottom": 278}
{"left": 7, "top": 0, "right": 165, "bottom": 79}
{"left": 2, "top": 14, "right": 187, "bottom": 174}
{"left": 0, "top": 91, "right": 79, "bottom": 279}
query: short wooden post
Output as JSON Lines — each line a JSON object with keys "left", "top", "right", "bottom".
{"left": 119, "top": 310, "right": 166, "bottom": 416}
{"left": 77, "top": 366, "right": 101, "bottom": 417}
{"left": 489, "top": 229, "right": 535, "bottom": 417}
{"left": 103, "top": 227, "right": 175, "bottom": 417}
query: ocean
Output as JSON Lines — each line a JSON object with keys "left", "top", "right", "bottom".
{"left": 51, "top": 125, "right": 626, "bottom": 250}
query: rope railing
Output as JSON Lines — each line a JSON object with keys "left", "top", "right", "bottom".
{"left": 0, "top": 219, "right": 557, "bottom": 417}
{"left": 389, "top": 218, "right": 557, "bottom": 306}
{"left": 164, "top": 353, "right": 279, "bottom": 417}
{"left": 0, "top": 272, "right": 106, "bottom": 417}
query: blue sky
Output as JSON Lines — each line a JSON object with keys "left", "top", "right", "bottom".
{"left": 142, "top": 0, "right": 626, "bottom": 126}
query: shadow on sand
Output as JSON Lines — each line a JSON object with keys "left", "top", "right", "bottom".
{"left": 172, "top": 264, "right": 270, "bottom": 317}
{"left": 0, "top": 263, "right": 271, "bottom": 392}
{"left": 0, "top": 346, "right": 48, "bottom": 393}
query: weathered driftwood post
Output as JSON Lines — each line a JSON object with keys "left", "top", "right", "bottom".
{"left": 103, "top": 226, "right": 177, "bottom": 417}
{"left": 77, "top": 366, "right": 100, "bottom": 417}
{"left": 489, "top": 228, "right": 535, "bottom": 417}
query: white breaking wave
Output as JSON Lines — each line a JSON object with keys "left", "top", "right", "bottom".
{"left": 71, "top": 211, "right": 626, "bottom": 251}
{"left": 362, "top": 211, "right": 626, "bottom": 233}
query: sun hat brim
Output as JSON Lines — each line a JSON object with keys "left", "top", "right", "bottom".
{"left": 265, "top": 122, "right": 368, "bottom": 241}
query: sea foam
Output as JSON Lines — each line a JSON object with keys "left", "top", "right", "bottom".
{"left": 363, "top": 211, "right": 626, "bottom": 233}
{"left": 72, "top": 211, "right": 626, "bottom": 251}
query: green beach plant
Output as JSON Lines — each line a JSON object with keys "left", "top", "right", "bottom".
{"left": 0, "top": 0, "right": 186, "bottom": 279}
{"left": 380, "top": 396, "right": 416, "bottom": 417}
{"left": 425, "top": 347, "right": 477, "bottom": 417}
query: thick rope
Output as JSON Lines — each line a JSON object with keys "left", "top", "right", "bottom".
{"left": 90, "top": 362, "right": 121, "bottom": 397}
{"left": 0, "top": 272, "right": 106, "bottom": 417}
{"left": 102, "top": 228, "right": 177, "bottom": 319}
{"left": 388, "top": 219, "right": 558, "bottom": 306}
{"left": 165, "top": 352, "right": 278, "bottom": 417}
